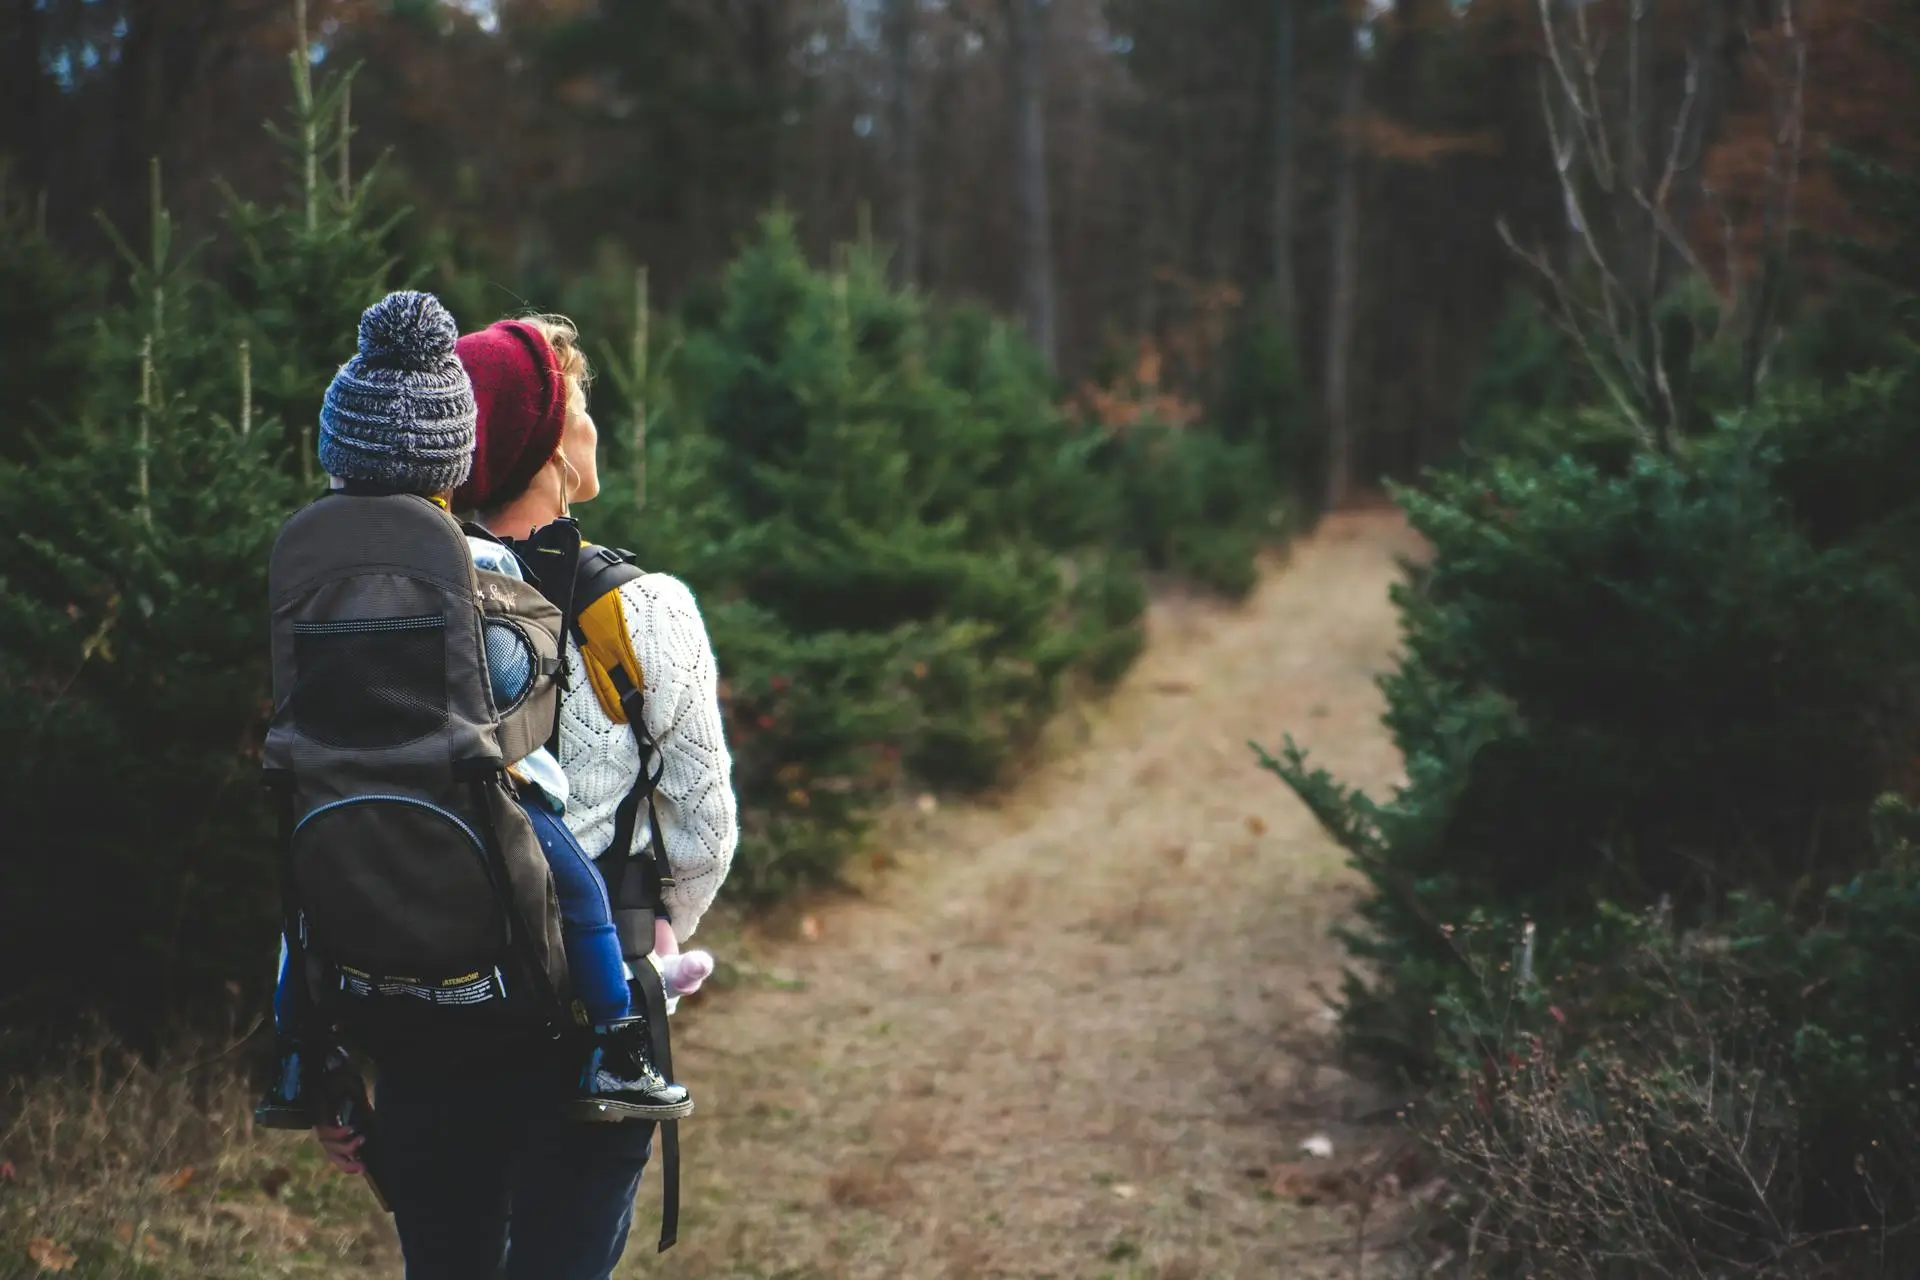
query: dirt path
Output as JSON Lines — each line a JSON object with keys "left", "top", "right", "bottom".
{"left": 637, "top": 511, "right": 1423, "bottom": 1280}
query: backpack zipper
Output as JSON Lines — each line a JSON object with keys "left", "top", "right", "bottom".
{"left": 292, "top": 614, "right": 445, "bottom": 635}
{"left": 294, "top": 793, "right": 485, "bottom": 846}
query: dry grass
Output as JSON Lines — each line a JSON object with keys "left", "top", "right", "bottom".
{"left": 2, "top": 511, "right": 1426, "bottom": 1279}
{"left": 0, "top": 1031, "right": 394, "bottom": 1278}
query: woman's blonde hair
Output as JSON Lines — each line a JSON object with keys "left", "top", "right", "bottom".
{"left": 516, "top": 312, "right": 592, "bottom": 424}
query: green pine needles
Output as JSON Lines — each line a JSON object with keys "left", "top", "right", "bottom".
{"left": 0, "top": 46, "right": 396, "bottom": 1035}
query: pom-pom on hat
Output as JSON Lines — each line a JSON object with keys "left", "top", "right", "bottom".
{"left": 317, "top": 290, "right": 476, "bottom": 494}
{"left": 452, "top": 320, "right": 569, "bottom": 512}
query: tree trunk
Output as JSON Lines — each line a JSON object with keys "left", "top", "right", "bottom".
{"left": 1322, "top": 26, "right": 1365, "bottom": 512}
{"left": 1662, "top": 0, "right": 1732, "bottom": 293}
{"left": 113, "top": 0, "right": 170, "bottom": 239}
{"left": 734, "top": 0, "right": 785, "bottom": 230}
{"left": 5, "top": 0, "right": 44, "bottom": 194}
{"left": 1004, "top": 0, "right": 1057, "bottom": 372}
{"left": 885, "top": 0, "right": 920, "bottom": 287}
{"left": 1269, "top": 0, "right": 1297, "bottom": 334}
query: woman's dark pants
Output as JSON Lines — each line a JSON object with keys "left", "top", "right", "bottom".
{"left": 372, "top": 1053, "right": 653, "bottom": 1280}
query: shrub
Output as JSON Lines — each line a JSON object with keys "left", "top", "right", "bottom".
{"left": 1101, "top": 419, "right": 1278, "bottom": 598}
{"left": 1262, "top": 401, "right": 1920, "bottom": 1078}
{"left": 0, "top": 178, "right": 100, "bottom": 462}
{"left": 1454, "top": 290, "right": 1605, "bottom": 467}
{"left": 1258, "top": 52, "right": 1920, "bottom": 1268}
{"left": 1420, "top": 796, "right": 1920, "bottom": 1279}
{"left": 1213, "top": 309, "right": 1316, "bottom": 511}
{"left": 0, "top": 192, "right": 301, "bottom": 1034}
{"left": 523, "top": 217, "right": 1163, "bottom": 896}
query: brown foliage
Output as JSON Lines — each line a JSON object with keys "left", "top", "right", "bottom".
{"left": 1697, "top": 0, "right": 1920, "bottom": 288}
{"left": 1075, "top": 339, "right": 1204, "bottom": 433}
{"left": 1349, "top": 114, "right": 1503, "bottom": 166}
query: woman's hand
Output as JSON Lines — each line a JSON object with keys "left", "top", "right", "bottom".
{"left": 653, "top": 915, "right": 679, "bottom": 959}
{"left": 314, "top": 1123, "right": 366, "bottom": 1175}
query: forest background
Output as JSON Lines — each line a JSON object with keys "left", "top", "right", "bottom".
{"left": 9, "top": 0, "right": 1920, "bottom": 1274}
{"left": 0, "top": 0, "right": 1611, "bottom": 1035}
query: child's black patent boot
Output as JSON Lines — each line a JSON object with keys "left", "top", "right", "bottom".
{"left": 569, "top": 1016, "right": 694, "bottom": 1122}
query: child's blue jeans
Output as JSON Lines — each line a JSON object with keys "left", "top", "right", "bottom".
{"left": 275, "top": 795, "right": 633, "bottom": 1031}
{"left": 518, "top": 799, "right": 631, "bottom": 1024}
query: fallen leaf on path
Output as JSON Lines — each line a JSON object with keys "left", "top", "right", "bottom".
{"left": 113, "top": 1224, "right": 134, "bottom": 1244}
{"left": 26, "top": 1237, "right": 77, "bottom": 1272}
{"left": 213, "top": 1200, "right": 314, "bottom": 1248}
{"left": 1269, "top": 1163, "right": 1359, "bottom": 1208}
{"left": 825, "top": 1164, "right": 910, "bottom": 1210}
{"left": 799, "top": 915, "right": 821, "bottom": 941}
{"left": 1299, "top": 1133, "right": 1334, "bottom": 1159}
{"left": 1111, "top": 1183, "right": 1138, "bottom": 1199}
{"left": 1150, "top": 679, "right": 1194, "bottom": 695}
{"left": 1245, "top": 815, "right": 1267, "bottom": 836}
{"left": 156, "top": 1165, "right": 195, "bottom": 1193}
{"left": 915, "top": 793, "right": 938, "bottom": 814}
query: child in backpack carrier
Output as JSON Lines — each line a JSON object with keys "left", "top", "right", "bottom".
{"left": 464, "top": 533, "right": 714, "bottom": 1117}
{"left": 255, "top": 291, "right": 710, "bottom": 1130}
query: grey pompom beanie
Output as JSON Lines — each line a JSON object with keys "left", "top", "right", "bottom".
{"left": 318, "top": 291, "right": 476, "bottom": 493}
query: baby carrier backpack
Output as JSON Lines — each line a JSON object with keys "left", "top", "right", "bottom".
{"left": 263, "top": 489, "right": 572, "bottom": 1049}
{"left": 265, "top": 497, "right": 687, "bottom": 1251}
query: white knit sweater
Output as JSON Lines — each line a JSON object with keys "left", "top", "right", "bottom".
{"left": 554, "top": 571, "right": 738, "bottom": 942}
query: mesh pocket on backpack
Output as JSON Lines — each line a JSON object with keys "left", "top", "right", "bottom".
{"left": 292, "top": 614, "right": 448, "bottom": 749}
{"left": 482, "top": 617, "right": 536, "bottom": 714}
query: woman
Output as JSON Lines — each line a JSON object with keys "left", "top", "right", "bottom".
{"left": 316, "top": 313, "right": 738, "bottom": 1280}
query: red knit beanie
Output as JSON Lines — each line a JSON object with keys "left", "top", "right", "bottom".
{"left": 452, "top": 320, "right": 568, "bottom": 512}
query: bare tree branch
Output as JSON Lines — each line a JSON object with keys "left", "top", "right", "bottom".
{"left": 1504, "top": 0, "right": 1809, "bottom": 450}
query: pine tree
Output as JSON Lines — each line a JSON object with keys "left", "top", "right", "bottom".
{"left": 0, "top": 31, "right": 418, "bottom": 1032}
{"left": 0, "top": 160, "right": 297, "bottom": 1032}
{"left": 0, "top": 164, "right": 100, "bottom": 462}
{"left": 223, "top": 14, "right": 407, "bottom": 482}
{"left": 573, "top": 216, "right": 1150, "bottom": 896}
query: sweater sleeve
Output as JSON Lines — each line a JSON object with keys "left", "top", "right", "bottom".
{"left": 622, "top": 573, "right": 738, "bottom": 941}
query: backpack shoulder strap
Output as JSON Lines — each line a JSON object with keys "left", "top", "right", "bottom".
{"left": 567, "top": 545, "right": 673, "bottom": 930}
{"left": 570, "top": 543, "right": 684, "bottom": 1256}
{"left": 571, "top": 545, "right": 648, "bottom": 728}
